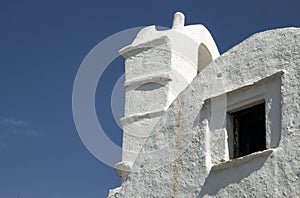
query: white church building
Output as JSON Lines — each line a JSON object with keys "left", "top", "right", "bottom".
{"left": 109, "top": 12, "right": 300, "bottom": 197}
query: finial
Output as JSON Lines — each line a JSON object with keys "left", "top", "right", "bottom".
{"left": 172, "top": 12, "right": 185, "bottom": 29}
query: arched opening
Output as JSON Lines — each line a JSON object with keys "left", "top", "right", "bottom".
{"left": 198, "top": 43, "right": 213, "bottom": 74}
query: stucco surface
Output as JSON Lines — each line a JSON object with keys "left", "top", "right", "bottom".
{"left": 118, "top": 19, "right": 220, "bottom": 170}
{"left": 110, "top": 28, "right": 300, "bottom": 197}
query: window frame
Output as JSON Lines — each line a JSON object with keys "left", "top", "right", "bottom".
{"left": 225, "top": 72, "right": 282, "bottom": 159}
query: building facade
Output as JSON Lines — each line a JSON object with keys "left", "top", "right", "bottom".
{"left": 109, "top": 12, "right": 300, "bottom": 197}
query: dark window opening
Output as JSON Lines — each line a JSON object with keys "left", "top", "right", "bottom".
{"left": 231, "top": 102, "right": 266, "bottom": 158}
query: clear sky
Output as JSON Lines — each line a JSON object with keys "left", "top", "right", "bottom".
{"left": 0, "top": 0, "right": 299, "bottom": 197}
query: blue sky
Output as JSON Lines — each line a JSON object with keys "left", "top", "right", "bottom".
{"left": 0, "top": 0, "right": 299, "bottom": 197}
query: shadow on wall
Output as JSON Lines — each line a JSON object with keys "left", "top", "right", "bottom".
{"left": 198, "top": 154, "right": 271, "bottom": 197}
{"left": 136, "top": 82, "right": 164, "bottom": 91}
{"left": 198, "top": 43, "right": 213, "bottom": 73}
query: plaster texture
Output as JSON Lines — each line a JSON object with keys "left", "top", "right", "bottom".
{"left": 117, "top": 12, "right": 220, "bottom": 178}
{"left": 109, "top": 27, "right": 300, "bottom": 197}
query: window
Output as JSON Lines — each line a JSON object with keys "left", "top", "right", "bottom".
{"left": 207, "top": 72, "right": 282, "bottom": 163}
{"left": 230, "top": 102, "right": 266, "bottom": 158}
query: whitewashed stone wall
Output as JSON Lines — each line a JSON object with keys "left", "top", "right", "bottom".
{"left": 115, "top": 12, "right": 220, "bottom": 182}
{"left": 109, "top": 27, "right": 300, "bottom": 197}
